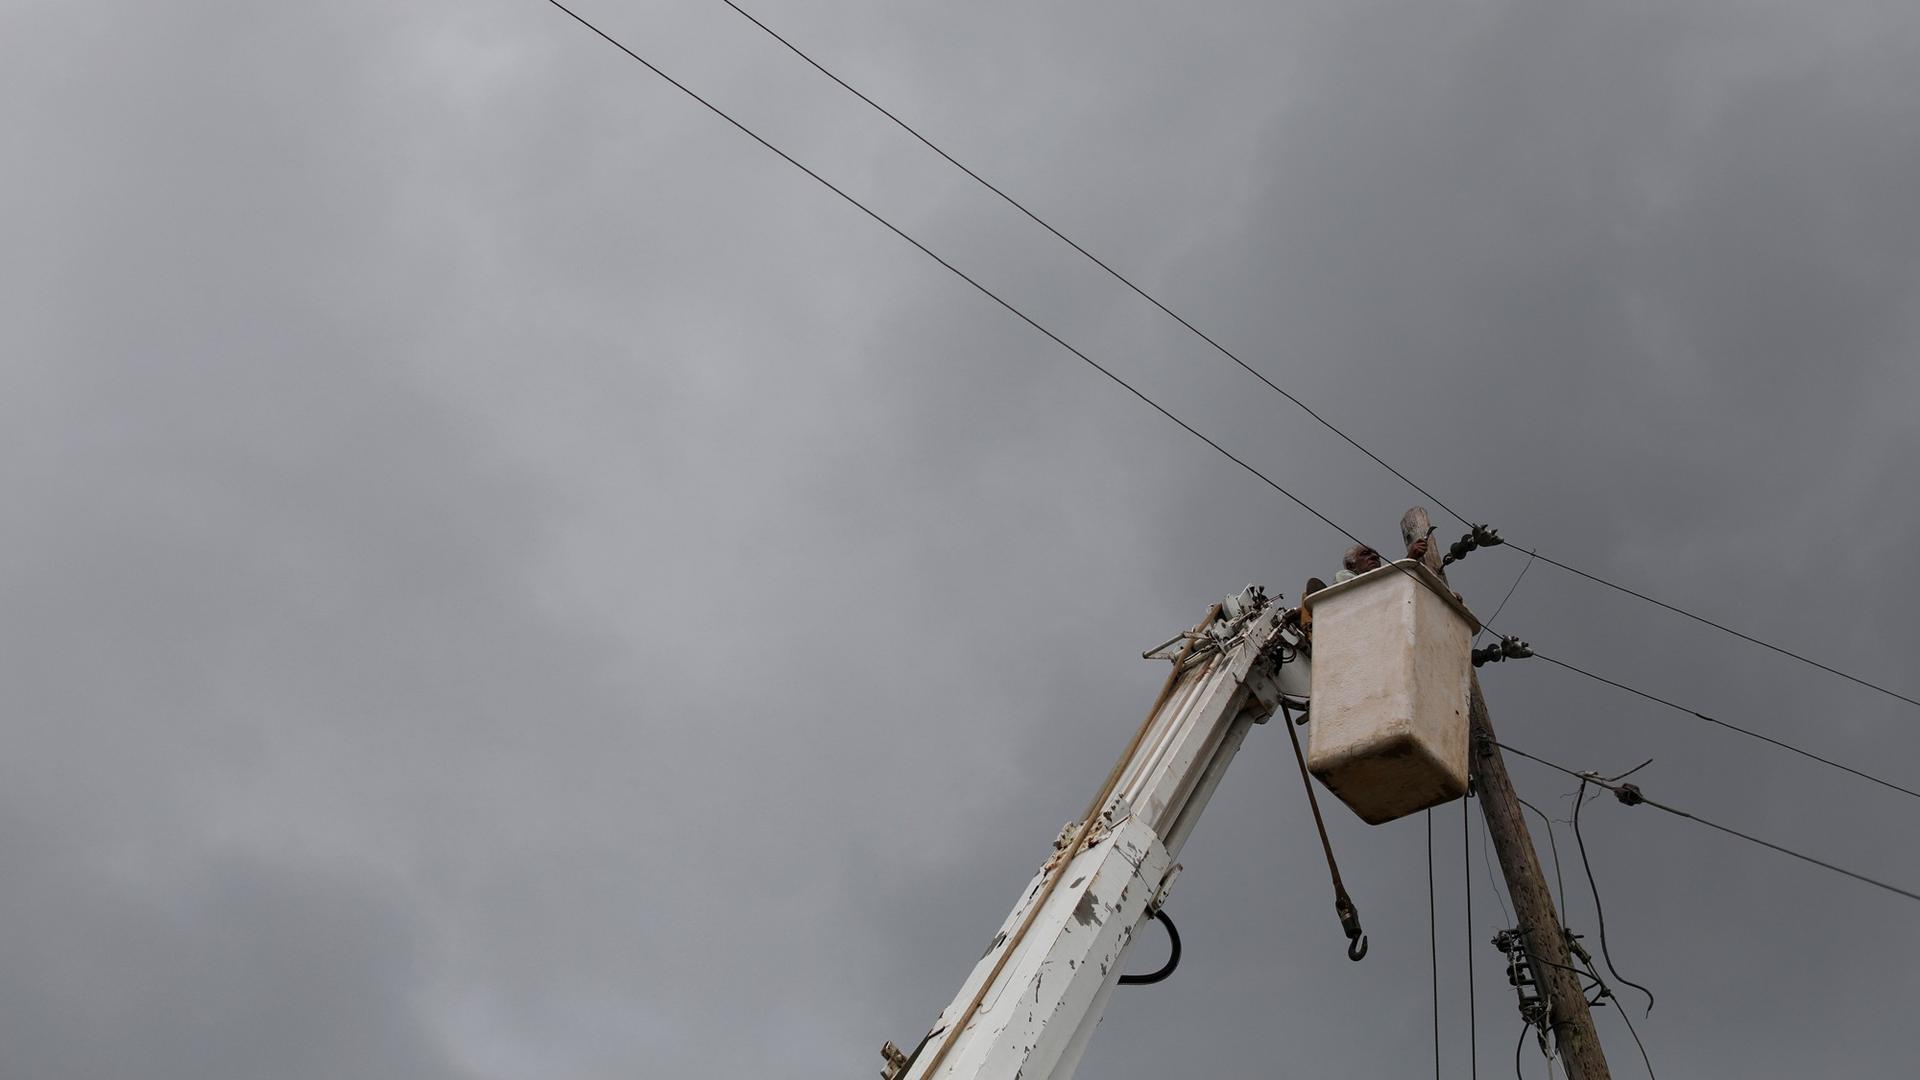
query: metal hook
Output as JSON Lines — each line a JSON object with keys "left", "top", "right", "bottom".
{"left": 1335, "top": 894, "right": 1368, "bottom": 962}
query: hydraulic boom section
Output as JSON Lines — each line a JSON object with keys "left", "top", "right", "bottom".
{"left": 884, "top": 587, "right": 1308, "bottom": 1080}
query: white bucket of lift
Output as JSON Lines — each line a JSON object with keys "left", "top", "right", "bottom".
{"left": 1301, "top": 559, "right": 1480, "bottom": 825}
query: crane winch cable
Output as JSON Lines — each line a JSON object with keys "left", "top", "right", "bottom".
{"left": 1279, "top": 699, "right": 1367, "bottom": 960}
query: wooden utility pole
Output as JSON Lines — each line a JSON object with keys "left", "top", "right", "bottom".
{"left": 1402, "top": 508, "right": 1613, "bottom": 1080}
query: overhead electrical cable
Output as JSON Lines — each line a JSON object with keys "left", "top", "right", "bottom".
{"left": 713, "top": 0, "right": 1920, "bottom": 715}
{"left": 1465, "top": 798, "right": 1479, "bottom": 1080}
{"left": 1515, "top": 796, "right": 1568, "bottom": 914}
{"left": 1500, "top": 743, "right": 1920, "bottom": 904}
{"left": 713, "top": 0, "right": 1471, "bottom": 528}
{"left": 1521, "top": 547, "right": 1920, "bottom": 711}
{"left": 1571, "top": 774, "right": 1658, "bottom": 1016}
{"left": 1429, "top": 810, "right": 1442, "bottom": 1080}
{"left": 540, "top": 0, "right": 1915, "bottom": 813}
{"left": 1525, "top": 650, "right": 1920, "bottom": 802}
{"left": 1475, "top": 550, "right": 1535, "bottom": 647}
{"left": 536, "top": 0, "right": 1412, "bottom": 569}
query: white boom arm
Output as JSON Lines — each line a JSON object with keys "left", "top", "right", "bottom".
{"left": 885, "top": 587, "right": 1310, "bottom": 1080}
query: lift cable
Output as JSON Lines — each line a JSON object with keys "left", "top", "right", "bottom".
{"left": 1499, "top": 743, "right": 1920, "bottom": 904}
{"left": 1280, "top": 701, "right": 1368, "bottom": 960}
{"left": 712, "top": 0, "right": 1920, "bottom": 715}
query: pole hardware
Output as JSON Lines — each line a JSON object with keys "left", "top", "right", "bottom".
{"left": 1494, "top": 927, "right": 1552, "bottom": 1053}
{"left": 1474, "top": 635, "right": 1534, "bottom": 667}
{"left": 1442, "top": 523, "right": 1506, "bottom": 566}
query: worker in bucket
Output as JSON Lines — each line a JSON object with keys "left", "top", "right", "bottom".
{"left": 1334, "top": 530, "right": 1432, "bottom": 583}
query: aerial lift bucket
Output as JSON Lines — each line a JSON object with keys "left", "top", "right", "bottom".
{"left": 1300, "top": 559, "right": 1480, "bottom": 825}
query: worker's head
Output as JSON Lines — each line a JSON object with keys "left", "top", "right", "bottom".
{"left": 1343, "top": 544, "right": 1382, "bottom": 574}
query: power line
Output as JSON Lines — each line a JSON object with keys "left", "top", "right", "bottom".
{"left": 1523, "top": 547, "right": 1920, "bottom": 711}
{"left": 536, "top": 0, "right": 1405, "bottom": 569}
{"left": 713, "top": 0, "right": 1920, "bottom": 715}
{"left": 1500, "top": 742, "right": 1920, "bottom": 904}
{"left": 1516, "top": 796, "right": 1567, "bottom": 915}
{"left": 1481, "top": 811, "right": 1515, "bottom": 930}
{"left": 1526, "top": 650, "right": 1920, "bottom": 802}
{"left": 1465, "top": 797, "right": 1479, "bottom": 1080}
{"left": 713, "top": 0, "right": 1471, "bottom": 529}
{"left": 1570, "top": 776, "right": 1657, "bottom": 1015}
{"left": 1475, "top": 549, "right": 1536, "bottom": 647}
{"left": 1558, "top": 935, "right": 1659, "bottom": 1080}
{"left": 1429, "top": 810, "right": 1442, "bottom": 1080}
{"left": 541, "top": 1, "right": 1914, "bottom": 821}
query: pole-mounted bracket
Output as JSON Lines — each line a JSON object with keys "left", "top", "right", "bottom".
{"left": 1443, "top": 523, "right": 1506, "bottom": 566}
{"left": 1473, "top": 635, "right": 1534, "bottom": 667}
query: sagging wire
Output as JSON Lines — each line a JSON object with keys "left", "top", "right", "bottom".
{"left": 1572, "top": 774, "right": 1659, "bottom": 1016}
{"left": 1562, "top": 931, "right": 1660, "bottom": 1079}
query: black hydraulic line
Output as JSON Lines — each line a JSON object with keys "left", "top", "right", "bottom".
{"left": 1117, "top": 908, "right": 1182, "bottom": 986}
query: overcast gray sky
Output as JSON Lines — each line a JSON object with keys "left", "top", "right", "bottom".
{"left": 5, "top": 0, "right": 1919, "bottom": 1076}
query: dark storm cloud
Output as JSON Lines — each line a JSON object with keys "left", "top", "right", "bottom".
{"left": 4, "top": 0, "right": 1918, "bottom": 1077}
{"left": 0, "top": 820, "right": 468, "bottom": 1080}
